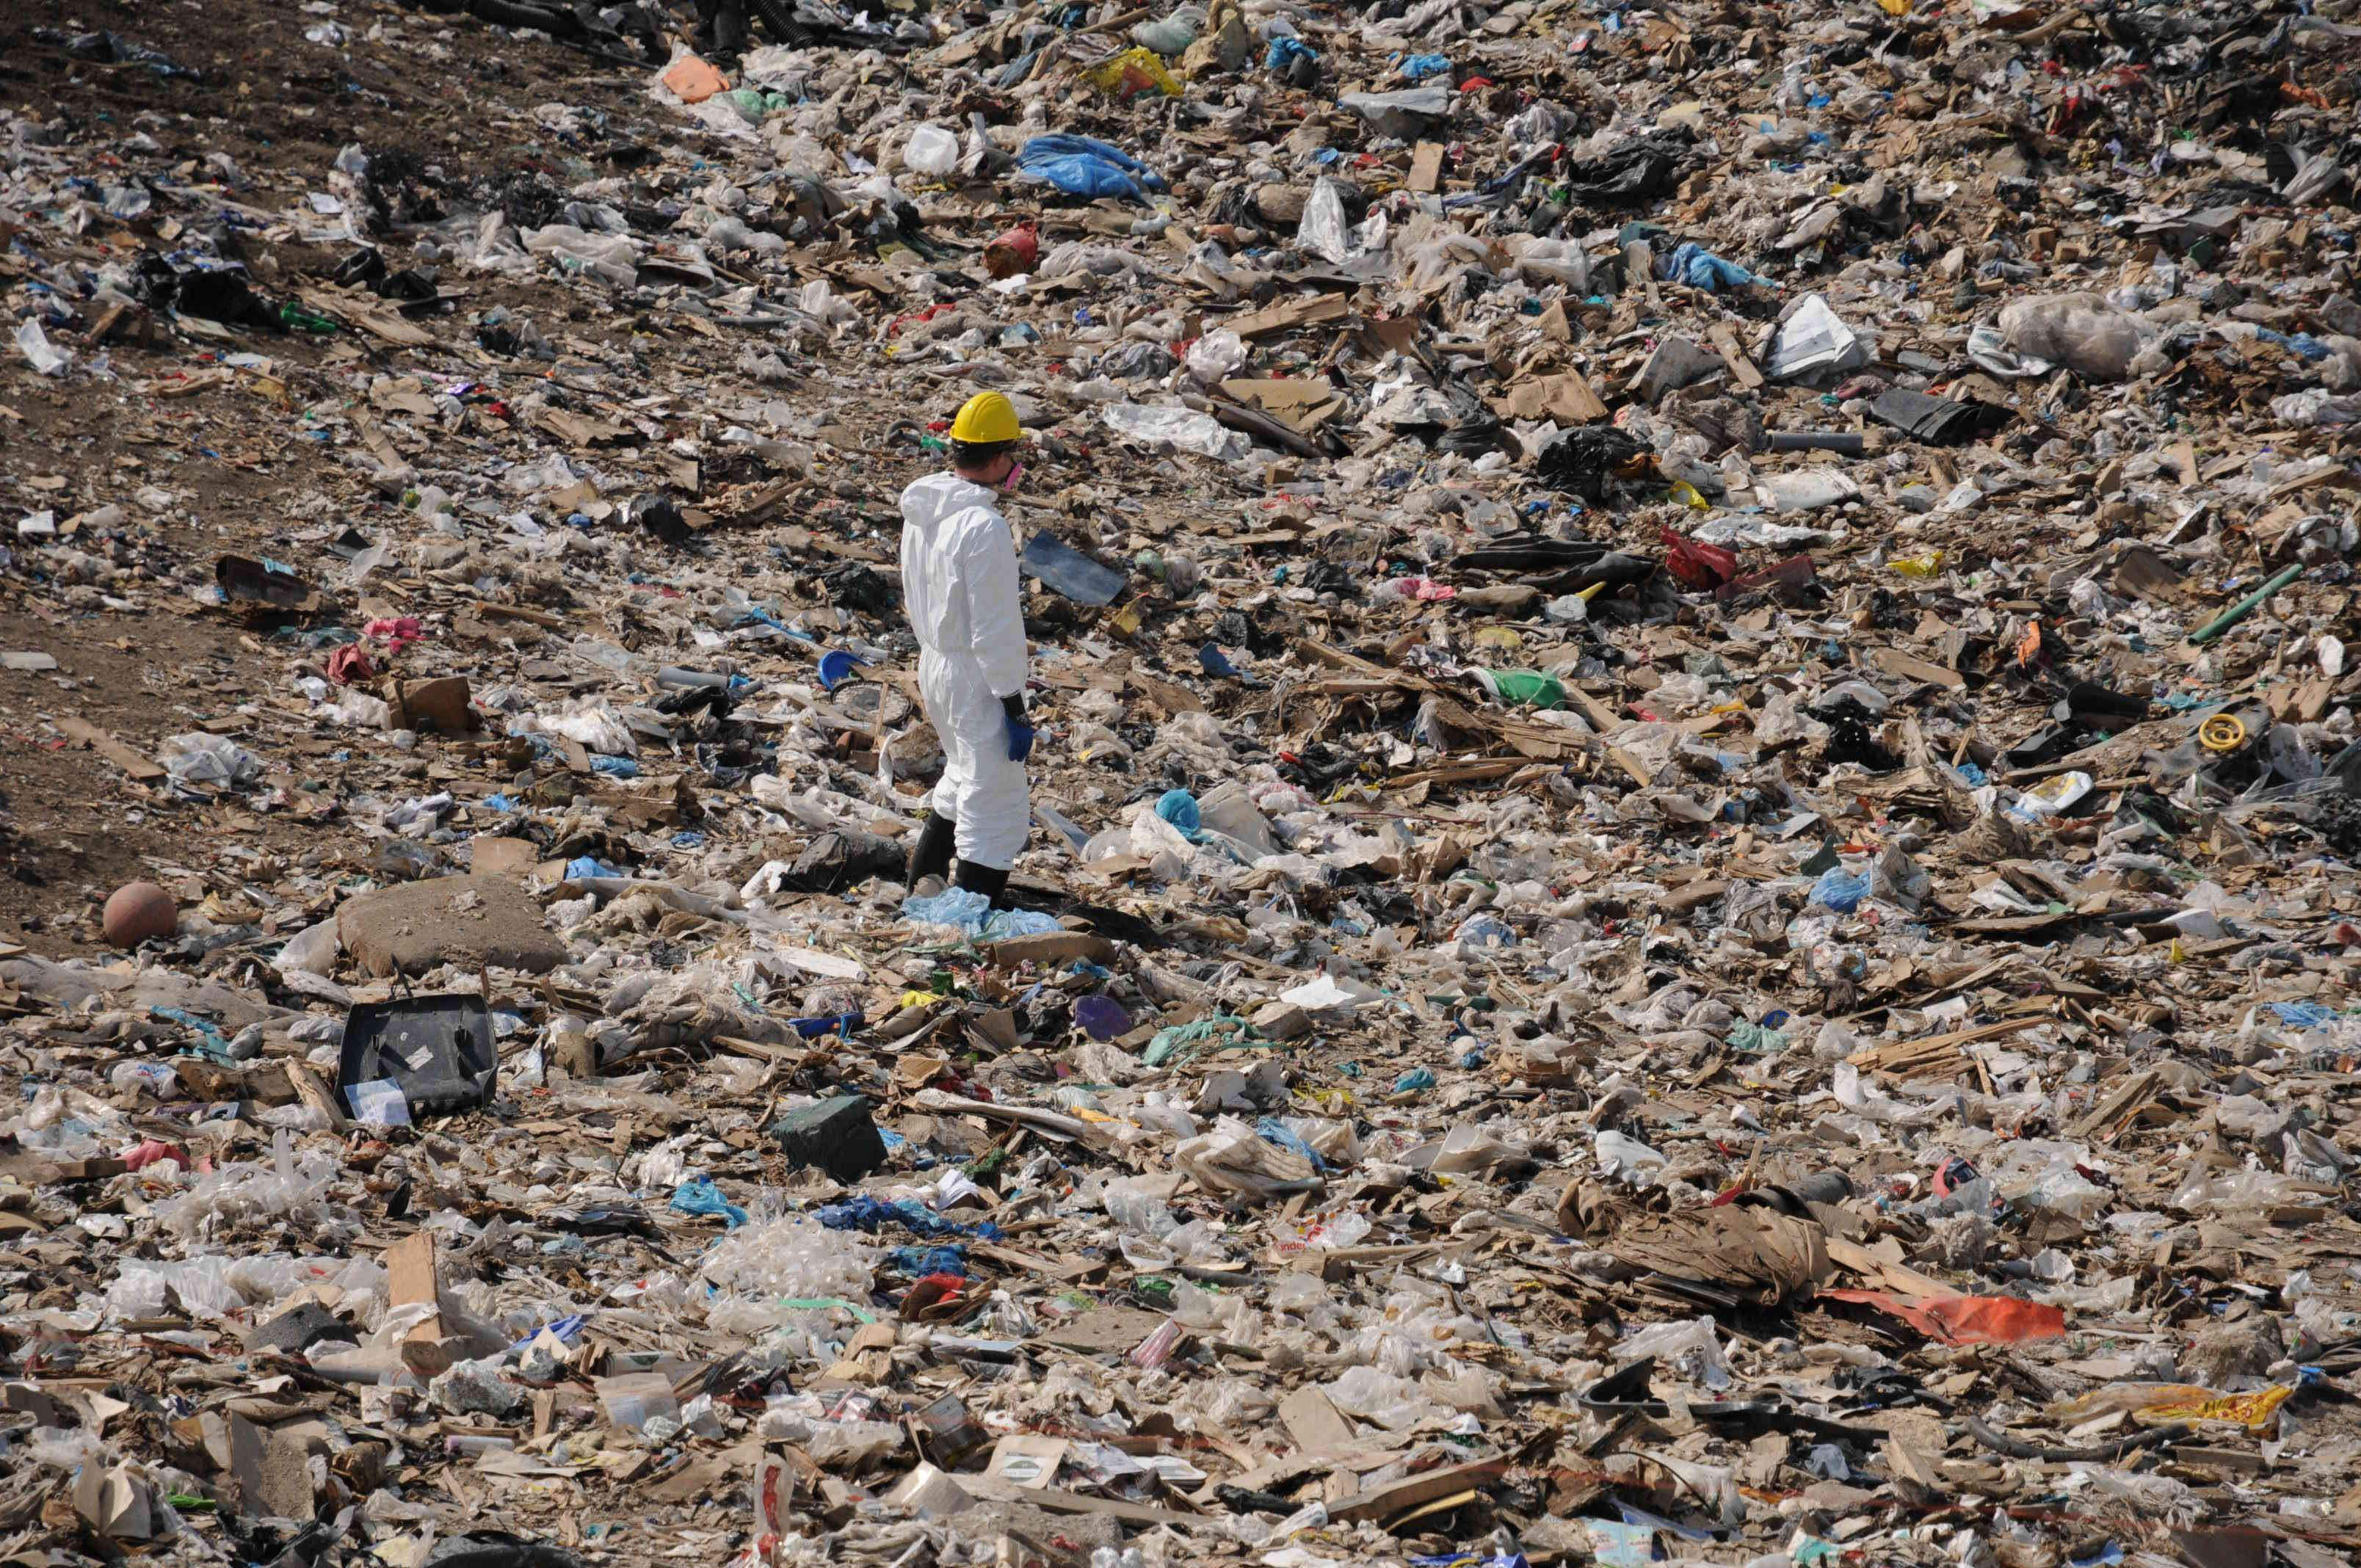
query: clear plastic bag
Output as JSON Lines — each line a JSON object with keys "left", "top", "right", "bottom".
{"left": 1296, "top": 178, "right": 1355, "bottom": 265}
{"left": 1178, "top": 1117, "right": 1321, "bottom": 1201}
{"left": 1184, "top": 328, "right": 1247, "bottom": 383}
{"left": 431, "top": 1357, "right": 528, "bottom": 1418}
{"left": 161, "top": 732, "right": 264, "bottom": 787}
{"left": 1323, "top": 1364, "right": 1441, "bottom": 1431}
{"left": 1593, "top": 1129, "right": 1667, "bottom": 1180}
{"left": 1173, "top": 1374, "right": 1272, "bottom": 1433}
{"left": 150, "top": 1134, "right": 338, "bottom": 1241}
{"left": 1101, "top": 402, "right": 1245, "bottom": 460}
{"left": 1103, "top": 1178, "right": 1180, "bottom": 1238}
{"left": 2171, "top": 1168, "right": 2321, "bottom": 1213}
{"left": 521, "top": 223, "right": 639, "bottom": 288}
{"left": 699, "top": 1216, "right": 874, "bottom": 1302}
{"left": 1615, "top": 1315, "right": 1733, "bottom": 1390}
{"left": 902, "top": 124, "right": 958, "bottom": 176}
{"left": 273, "top": 919, "right": 341, "bottom": 977}
{"left": 1505, "top": 234, "right": 1592, "bottom": 293}
{"left": 1997, "top": 293, "right": 2141, "bottom": 381}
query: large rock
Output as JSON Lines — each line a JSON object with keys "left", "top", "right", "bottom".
{"left": 337, "top": 876, "right": 564, "bottom": 978}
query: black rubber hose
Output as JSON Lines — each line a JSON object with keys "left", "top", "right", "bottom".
{"left": 1964, "top": 1417, "right": 2193, "bottom": 1462}
{"left": 747, "top": 0, "right": 812, "bottom": 46}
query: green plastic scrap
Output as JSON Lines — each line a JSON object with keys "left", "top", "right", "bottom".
{"left": 1725, "top": 1021, "right": 1790, "bottom": 1055}
{"left": 1473, "top": 669, "right": 1566, "bottom": 709}
{"left": 724, "top": 87, "right": 796, "bottom": 120}
{"left": 1140, "top": 1012, "right": 1252, "bottom": 1067}
{"left": 278, "top": 304, "right": 337, "bottom": 333}
{"left": 776, "top": 1296, "right": 879, "bottom": 1324}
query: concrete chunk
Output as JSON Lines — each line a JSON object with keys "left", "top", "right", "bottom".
{"left": 766, "top": 1094, "right": 886, "bottom": 1183}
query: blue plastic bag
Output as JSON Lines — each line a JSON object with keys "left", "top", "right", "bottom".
{"left": 1017, "top": 134, "right": 1164, "bottom": 200}
{"left": 1810, "top": 867, "right": 1869, "bottom": 913}
{"left": 1399, "top": 52, "right": 1451, "bottom": 79}
{"left": 1155, "top": 788, "right": 1205, "bottom": 841}
{"left": 670, "top": 1175, "right": 748, "bottom": 1229}
{"left": 902, "top": 887, "right": 1064, "bottom": 940}
{"left": 1664, "top": 241, "right": 1766, "bottom": 291}
{"left": 888, "top": 1244, "right": 967, "bottom": 1277}
{"left": 1265, "top": 37, "right": 1317, "bottom": 70}
{"left": 1197, "top": 643, "right": 1240, "bottom": 678}
{"left": 1255, "top": 1116, "right": 1326, "bottom": 1172}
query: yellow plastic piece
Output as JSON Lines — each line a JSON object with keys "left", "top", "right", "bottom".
{"left": 2199, "top": 714, "right": 2246, "bottom": 752}
{"left": 1080, "top": 47, "right": 1181, "bottom": 100}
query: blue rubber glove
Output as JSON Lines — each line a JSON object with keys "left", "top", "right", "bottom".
{"left": 1005, "top": 713, "right": 1036, "bottom": 763}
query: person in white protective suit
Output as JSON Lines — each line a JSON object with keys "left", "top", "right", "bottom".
{"left": 899, "top": 389, "right": 1036, "bottom": 908}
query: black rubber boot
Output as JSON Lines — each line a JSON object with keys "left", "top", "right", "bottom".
{"left": 954, "top": 858, "right": 1012, "bottom": 910}
{"left": 907, "top": 813, "right": 956, "bottom": 889}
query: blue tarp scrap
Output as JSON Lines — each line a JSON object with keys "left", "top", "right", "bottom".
{"left": 504, "top": 1313, "right": 587, "bottom": 1354}
{"left": 818, "top": 1194, "right": 1004, "bottom": 1241}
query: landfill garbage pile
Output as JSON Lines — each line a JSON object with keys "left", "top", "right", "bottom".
{"left": 2, "top": 0, "right": 2360, "bottom": 1561}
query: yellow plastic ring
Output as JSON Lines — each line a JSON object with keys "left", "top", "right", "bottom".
{"left": 2199, "top": 715, "right": 2246, "bottom": 752}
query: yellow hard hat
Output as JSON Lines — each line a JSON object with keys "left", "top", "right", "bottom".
{"left": 949, "top": 389, "right": 1021, "bottom": 446}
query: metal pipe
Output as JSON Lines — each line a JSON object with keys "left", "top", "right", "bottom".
{"left": 1766, "top": 430, "right": 1866, "bottom": 454}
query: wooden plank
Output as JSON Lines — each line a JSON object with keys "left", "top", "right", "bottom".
{"left": 2067, "top": 1067, "right": 2161, "bottom": 1144}
{"left": 1329, "top": 1458, "right": 1511, "bottom": 1524}
{"left": 2171, "top": 438, "right": 2198, "bottom": 490}
{"left": 1827, "top": 1235, "right": 1953, "bottom": 1301}
{"left": 382, "top": 1232, "right": 446, "bottom": 1374}
{"left": 1846, "top": 1013, "right": 2047, "bottom": 1078}
{"left": 1407, "top": 142, "right": 1444, "bottom": 195}
{"left": 53, "top": 717, "right": 165, "bottom": 782}
{"left": 1660, "top": 879, "right": 1730, "bottom": 914}
{"left": 960, "top": 1477, "right": 1222, "bottom": 1530}
{"left": 1871, "top": 648, "right": 1965, "bottom": 691}
{"left": 1708, "top": 322, "right": 1763, "bottom": 389}
{"left": 284, "top": 1059, "right": 349, "bottom": 1134}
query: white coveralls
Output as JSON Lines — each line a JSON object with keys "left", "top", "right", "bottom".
{"left": 898, "top": 471, "right": 1031, "bottom": 871}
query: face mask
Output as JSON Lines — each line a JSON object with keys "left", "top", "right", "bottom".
{"left": 999, "top": 462, "right": 1026, "bottom": 495}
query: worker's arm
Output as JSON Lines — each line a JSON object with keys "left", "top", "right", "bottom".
{"left": 963, "top": 510, "right": 1030, "bottom": 701}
